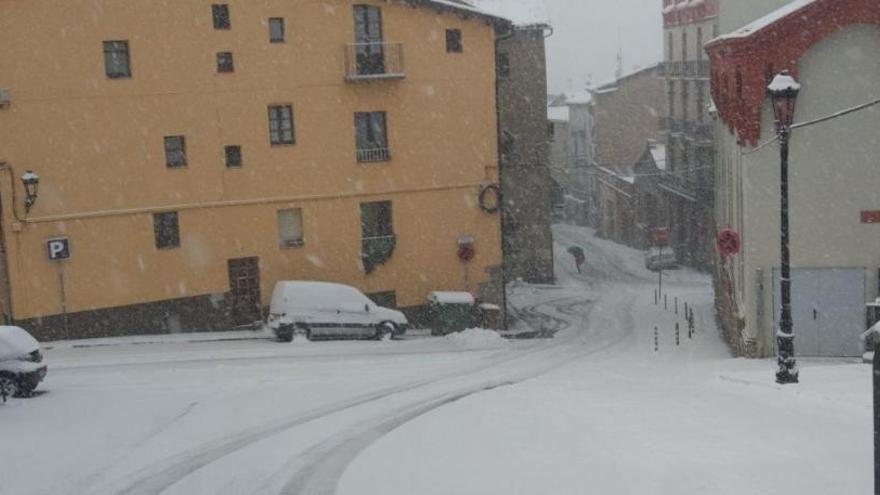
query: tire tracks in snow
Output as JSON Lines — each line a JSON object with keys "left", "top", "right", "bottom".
{"left": 274, "top": 289, "right": 639, "bottom": 495}
{"left": 91, "top": 302, "right": 592, "bottom": 495}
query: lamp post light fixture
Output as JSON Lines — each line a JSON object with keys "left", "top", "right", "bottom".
{"left": 767, "top": 70, "right": 800, "bottom": 385}
{"left": 21, "top": 170, "right": 39, "bottom": 214}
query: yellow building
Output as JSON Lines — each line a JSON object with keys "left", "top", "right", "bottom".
{"left": 0, "top": 0, "right": 504, "bottom": 340}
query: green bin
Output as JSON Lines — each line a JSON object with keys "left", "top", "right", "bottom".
{"left": 427, "top": 291, "right": 476, "bottom": 336}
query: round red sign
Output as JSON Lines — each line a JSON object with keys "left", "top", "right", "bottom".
{"left": 716, "top": 229, "right": 741, "bottom": 257}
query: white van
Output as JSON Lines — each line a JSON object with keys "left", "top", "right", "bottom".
{"left": 267, "top": 281, "right": 409, "bottom": 342}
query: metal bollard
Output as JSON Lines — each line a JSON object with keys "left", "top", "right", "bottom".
{"left": 684, "top": 301, "right": 689, "bottom": 316}
{"left": 675, "top": 297, "right": 678, "bottom": 315}
{"left": 675, "top": 322, "right": 680, "bottom": 346}
{"left": 874, "top": 349, "right": 879, "bottom": 494}
{"left": 654, "top": 326, "right": 659, "bottom": 353}
{"left": 664, "top": 294, "right": 668, "bottom": 310}
{"left": 654, "top": 289, "right": 658, "bottom": 305}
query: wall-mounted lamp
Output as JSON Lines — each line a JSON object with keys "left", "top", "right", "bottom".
{"left": 21, "top": 170, "right": 39, "bottom": 213}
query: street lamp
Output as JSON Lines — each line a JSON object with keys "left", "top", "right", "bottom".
{"left": 768, "top": 70, "right": 800, "bottom": 384}
{"left": 21, "top": 170, "right": 39, "bottom": 213}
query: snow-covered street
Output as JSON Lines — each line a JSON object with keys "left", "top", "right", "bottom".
{"left": 1, "top": 225, "right": 871, "bottom": 495}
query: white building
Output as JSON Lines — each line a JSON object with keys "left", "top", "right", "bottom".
{"left": 707, "top": 0, "right": 880, "bottom": 357}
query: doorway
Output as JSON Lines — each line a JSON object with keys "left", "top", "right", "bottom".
{"left": 228, "top": 257, "right": 261, "bottom": 326}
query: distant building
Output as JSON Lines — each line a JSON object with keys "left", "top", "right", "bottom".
{"left": 472, "top": 0, "right": 556, "bottom": 284}
{"left": 590, "top": 65, "right": 666, "bottom": 246}
{"left": 548, "top": 92, "right": 594, "bottom": 225}
{"left": 708, "top": 0, "right": 880, "bottom": 357}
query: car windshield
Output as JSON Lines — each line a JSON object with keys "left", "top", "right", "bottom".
{"left": 1, "top": 1, "right": 875, "bottom": 494}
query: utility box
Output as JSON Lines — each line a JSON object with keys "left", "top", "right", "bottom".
{"left": 427, "top": 291, "right": 475, "bottom": 336}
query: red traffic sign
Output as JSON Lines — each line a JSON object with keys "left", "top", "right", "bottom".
{"left": 716, "top": 229, "right": 741, "bottom": 257}
{"left": 653, "top": 228, "right": 670, "bottom": 247}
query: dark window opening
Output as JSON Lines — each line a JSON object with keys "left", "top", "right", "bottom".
{"left": 353, "top": 5, "right": 385, "bottom": 75}
{"left": 446, "top": 29, "right": 463, "bottom": 53}
{"left": 212, "top": 4, "right": 230, "bottom": 29}
{"left": 217, "top": 52, "right": 234, "bottom": 73}
{"left": 497, "top": 53, "right": 510, "bottom": 78}
{"left": 268, "top": 105, "right": 295, "bottom": 145}
{"left": 355, "top": 112, "right": 389, "bottom": 162}
{"left": 164, "top": 135, "right": 187, "bottom": 168}
{"left": 360, "top": 201, "right": 395, "bottom": 273}
{"left": 103, "top": 40, "right": 131, "bottom": 79}
{"left": 225, "top": 145, "right": 242, "bottom": 167}
{"left": 269, "top": 18, "right": 285, "bottom": 43}
{"left": 735, "top": 66, "right": 744, "bottom": 100}
{"left": 153, "top": 212, "right": 180, "bottom": 249}
{"left": 367, "top": 291, "right": 397, "bottom": 309}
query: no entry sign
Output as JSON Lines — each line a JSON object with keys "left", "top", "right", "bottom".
{"left": 716, "top": 229, "right": 741, "bottom": 257}
{"left": 653, "top": 228, "right": 670, "bottom": 247}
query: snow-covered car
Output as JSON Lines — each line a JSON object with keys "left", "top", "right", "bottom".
{"left": 644, "top": 248, "right": 678, "bottom": 272}
{"left": 267, "top": 281, "right": 409, "bottom": 342}
{"left": 0, "top": 326, "right": 47, "bottom": 399}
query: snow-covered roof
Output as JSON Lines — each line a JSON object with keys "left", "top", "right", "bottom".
{"left": 420, "top": 0, "right": 507, "bottom": 22}
{"left": 548, "top": 105, "right": 570, "bottom": 122}
{"left": 564, "top": 91, "right": 592, "bottom": 105}
{"left": 464, "top": 0, "right": 550, "bottom": 27}
{"left": 712, "top": 0, "right": 817, "bottom": 41}
{"left": 650, "top": 144, "right": 666, "bottom": 171}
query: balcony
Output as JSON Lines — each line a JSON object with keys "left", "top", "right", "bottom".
{"left": 344, "top": 42, "right": 405, "bottom": 82}
{"left": 357, "top": 147, "right": 391, "bottom": 163}
{"left": 361, "top": 234, "right": 396, "bottom": 273}
{"left": 661, "top": 60, "right": 710, "bottom": 80}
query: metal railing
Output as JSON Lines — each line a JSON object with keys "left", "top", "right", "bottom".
{"left": 660, "top": 60, "right": 710, "bottom": 79}
{"left": 357, "top": 148, "right": 391, "bottom": 163}
{"left": 344, "top": 42, "right": 405, "bottom": 81}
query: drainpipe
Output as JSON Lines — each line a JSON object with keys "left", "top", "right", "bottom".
{"left": 0, "top": 162, "right": 15, "bottom": 325}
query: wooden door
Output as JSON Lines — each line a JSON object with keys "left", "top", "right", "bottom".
{"left": 228, "top": 257, "right": 261, "bottom": 326}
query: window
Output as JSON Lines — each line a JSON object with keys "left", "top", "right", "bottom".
{"left": 268, "top": 18, "right": 285, "bottom": 43}
{"left": 497, "top": 53, "right": 510, "bottom": 78}
{"left": 153, "top": 212, "right": 180, "bottom": 249}
{"left": 355, "top": 112, "right": 389, "bottom": 162}
{"left": 267, "top": 105, "right": 295, "bottom": 145}
{"left": 353, "top": 5, "right": 385, "bottom": 75}
{"left": 667, "top": 32, "right": 673, "bottom": 61}
{"left": 212, "top": 4, "right": 230, "bottom": 29}
{"left": 216, "top": 52, "right": 234, "bottom": 73}
{"left": 360, "top": 201, "right": 395, "bottom": 273}
{"left": 366, "top": 291, "right": 397, "bottom": 309}
{"left": 681, "top": 32, "right": 687, "bottom": 61}
{"left": 164, "top": 135, "right": 187, "bottom": 168}
{"left": 103, "top": 40, "right": 131, "bottom": 79}
{"left": 681, "top": 81, "right": 689, "bottom": 121}
{"left": 277, "top": 208, "right": 304, "bottom": 248}
{"left": 501, "top": 130, "right": 515, "bottom": 155}
{"left": 696, "top": 27, "right": 703, "bottom": 60}
{"left": 225, "top": 145, "right": 242, "bottom": 167}
{"left": 548, "top": 122, "right": 555, "bottom": 141}
{"left": 446, "top": 29, "right": 463, "bottom": 53}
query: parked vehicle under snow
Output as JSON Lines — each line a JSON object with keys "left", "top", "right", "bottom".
{"left": 267, "top": 281, "right": 409, "bottom": 342}
{"left": 0, "top": 326, "right": 47, "bottom": 400}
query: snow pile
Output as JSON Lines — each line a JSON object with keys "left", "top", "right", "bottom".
{"left": 444, "top": 328, "right": 509, "bottom": 349}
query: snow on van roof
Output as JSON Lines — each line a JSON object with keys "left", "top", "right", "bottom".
{"left": 428, "top": 291, "right": 476, "bottom": 305}
{"left": 272, "top": 281, "right": 369, "bottom": 308}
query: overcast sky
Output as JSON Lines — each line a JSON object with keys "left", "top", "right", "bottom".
{"left": 544, "top": 0, "right": 663, "bottom": 94}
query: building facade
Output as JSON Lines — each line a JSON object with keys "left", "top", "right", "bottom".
{"left": 590, "top": 65, "right": 666, "bottom": 245}
{"left": 547, "top": 92, "right": 594, "bottom": 226}
{"left": 659, "top": 0, "right": 801, "bottom": 272}
{"left": 474, "top": 0, "right": 556, "bottom": 284}
{"left": 708, "top": 0, "right": 880, "bottom": 357}
{"left": 0, "top": 0, "right": 506, "bottom": 340}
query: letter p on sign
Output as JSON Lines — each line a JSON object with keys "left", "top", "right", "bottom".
{"left": 46, "top": 238, "right": 70, "bottom": 261}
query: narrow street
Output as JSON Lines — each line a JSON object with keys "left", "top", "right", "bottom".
{"left": 1, "top": 225, "right": 870, "bottom": 495}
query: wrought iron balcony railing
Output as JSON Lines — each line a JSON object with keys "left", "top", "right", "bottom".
{"left": 357, "top": 148, "right": 391, "bottom": 163}
{"left": 344, "top": 42, "right": 405, "bottom": 81}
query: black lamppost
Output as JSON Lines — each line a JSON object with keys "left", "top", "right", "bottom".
{"left": 768, "top": 70, "right": 800, "bottom": 384}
